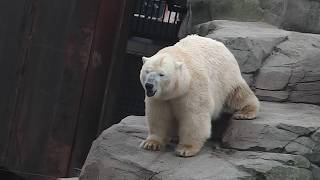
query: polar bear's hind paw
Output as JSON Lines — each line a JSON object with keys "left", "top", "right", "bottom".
{"left": 232, "top": 105, "right": 257, "bottom": 120}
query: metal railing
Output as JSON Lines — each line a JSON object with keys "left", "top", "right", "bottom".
{"left": 130, "top": 0, "right": 187, "bottom": 42}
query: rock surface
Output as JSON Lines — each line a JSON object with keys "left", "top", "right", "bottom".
{"left": 193, "top": 20, "right": 320, "bottom": 105}
{"left": 223, "top": 101, "right": 320, "bottom": 166}
{"left": 81, "top": 102, "right": 320, "bottom": 180}
{"left": 179, "top": 0, "right": 320, "bottom": 37}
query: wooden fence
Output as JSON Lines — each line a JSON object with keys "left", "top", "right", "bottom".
{"left": 0, "top": 0, "right": 133, "bottom": 179}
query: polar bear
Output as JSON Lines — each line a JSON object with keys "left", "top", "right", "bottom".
{"left": 139, "top": 35, "right": 260, "bottom": 157}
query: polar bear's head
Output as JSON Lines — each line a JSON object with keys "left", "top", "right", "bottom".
{"left": 140, "top": 54, "right": 190, "bottom": 100}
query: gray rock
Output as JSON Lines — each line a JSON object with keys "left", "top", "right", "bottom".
{"left": 255, "top": 67, "right": 291, "bottom": 90}
{"left": 202, "top": 21, "right": 289, "bottom": 73}
{"left": 179, "top": 0, "right": 320, "bottom": 36}
{"left": 285, "top": 137, "right": 315, "bottom": 155}
{"left": 277, "top": 123, "right": 318, "bottom": 136}
{"left": 80, "top": 115, "right": 315, "bottom": 180}
{"left": 289, "top": 91, "right": 320, "bottom": 105}
{"left": 283, "top": 0, "right": 320, "bottom": 34}
{"left": 255, "top": 89, "right": 289, "bottom": 102}
{"left": 311, "top": 164, "right": 320, "bottom": 180}
{"left": 242, "top": 73, "right": 254, "bottom": 87}
{"left": 193, "top": 20, "right": 320, "bottom": 105}
{"left": 312, "top": 129, "right": 320, "bottom": 143}
{"left": 305, "top": 153, "right": 320, "bottom": 166}
{"left": 223, "top": 101, "right": 320, "bottom": 166}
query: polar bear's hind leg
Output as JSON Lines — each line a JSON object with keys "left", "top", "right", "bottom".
{"left": 226, "top": 84, "right": 260, "bottom": 120}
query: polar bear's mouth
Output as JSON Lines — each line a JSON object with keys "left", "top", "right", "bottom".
{"left": 146, "top": 90, "right": 156, "bottom": 97}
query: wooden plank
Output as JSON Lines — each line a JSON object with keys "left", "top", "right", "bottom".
{"left": 0, "top": 0, "right": 31, "bottom": 167}
{"left": 67, "top": 0, "right": 135, "bottom": 175}
{"left": 0, "top": 168, "right": 57, "bottom": 180}
{"left": 5, "top": 0, "right": 102, "bottom": 178}
{"left": 38, "top": 0, "right": 103, "bottom": 177}
{"left": 98, "top": 0, "right": 135, "bottom": 132}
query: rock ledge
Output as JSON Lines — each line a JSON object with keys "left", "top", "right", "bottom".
{"left": 80, "top": 102, "right": 320, "bottom": 180}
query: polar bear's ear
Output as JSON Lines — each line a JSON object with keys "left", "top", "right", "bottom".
{"left": 175, "top": 61, "right": 183, "bottom": 69}
{"left": 142, "top": 56, "right": 149, "bottom": 64}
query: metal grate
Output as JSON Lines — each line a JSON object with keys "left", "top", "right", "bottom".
{"left": 130, "top": 0, "right": 187, "bottom": 42}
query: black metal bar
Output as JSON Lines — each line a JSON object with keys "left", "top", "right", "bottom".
{"left": 136, "top": 0, "right": 145, "bottom": 33}
{"left": 131, "top": 0, "right": 140, "bottom": 34}
{"left": 140, "top": 0, "right": 151, "bottom": 34}
{"left": 151, "top": 0, "right": 162, "bottom": 38}
{"left": 171, "top": 11, "right": 179, "bottom": 39}
{"left": 145, "top": 0, "right": 156, "bottom": 37}
{"left": 173, "top": 9, "right": 179, "bottom": 24}
{"left": 163, "top": 10, "right": 172, "bottom": 41}
{"left": 157, "top": 2, "right": 167, "bottom": 40}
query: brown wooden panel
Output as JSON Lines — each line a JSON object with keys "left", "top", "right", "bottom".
{"left": 0, "top": 168, "right": 57, "bottom": 180}
{"left": 0, "top": 0, "right": 31, "bottom": 167}
{"left": 5, "top": 0, "right": 102, "bottom": 178}
{"left": 68, "top": 0, "right": 135, "bottom": 175}
{"left": 98, "top": 0, "right": 135, "bottom": 132}
{"left": 1, "top": 0, "right": 133, "bottom": 179}
{"left": 38, "top": 0, "right": 102, "bottom": 176}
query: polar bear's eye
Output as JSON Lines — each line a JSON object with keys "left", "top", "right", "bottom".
{"left": 145, "top": 70, "right": 150, "bottom": 74}
{"left": 159, "top": 73, "right": 165, "bottom": 77}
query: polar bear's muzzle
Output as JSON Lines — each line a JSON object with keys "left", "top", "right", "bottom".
{"left": 144, "top": 73, "right": 159, "bottom": 97}
{"left": 145, "top": 82, "right": 157, "bottom": 97}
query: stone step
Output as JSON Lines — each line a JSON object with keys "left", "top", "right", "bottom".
{"left": 223, "top": 101, "right": 320, "bottom": 166}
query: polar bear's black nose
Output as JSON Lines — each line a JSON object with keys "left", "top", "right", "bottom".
{"left": 145, "top": 83, "right": 153, "bottom": 90}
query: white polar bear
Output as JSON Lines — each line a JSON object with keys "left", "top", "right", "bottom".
{"left": 139, "top": 35, "right": 260, "bottom": 157}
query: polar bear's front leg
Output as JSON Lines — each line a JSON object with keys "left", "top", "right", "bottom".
{"left": 140, "top": 98, "right": 173, "bottom": 151}
{"left": 175, "top": 111, "right": 211, "bottom": 157}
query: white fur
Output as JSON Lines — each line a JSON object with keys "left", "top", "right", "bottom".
{"left": 140, "top": 35, "right": 260, "bottom": 156}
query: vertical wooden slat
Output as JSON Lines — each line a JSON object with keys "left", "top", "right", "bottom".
{"left": 0, "top": 0, "right": 32, "bottom": 168}
{"left": 4, "top": 0, "right": 102, "bottom": 179}
{"left": 98, "top": 0, "right": 135, "bottom": 132}
{"left": 67, "top": 0, "right": 134, "bottom": 176}
{"left": 1, "top": 0, "right": 132, "bottom": 179}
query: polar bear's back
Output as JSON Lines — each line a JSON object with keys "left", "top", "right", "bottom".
{"left": 158, "top": 34, "right": 246, "bottom": 117}
{"left": 176, "top": 35, "right": 239, "bottom": 72}
{"left": 173, "top": 35, "right": 243, "bottom": 85}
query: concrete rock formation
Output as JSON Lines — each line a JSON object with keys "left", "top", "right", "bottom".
{"left": 193, "top": 20, "right": 320, "bottom": 105}
{"left": 80, "top": 111, "right": 320, "bottom": 180}
{"left": 223, "top": 102, "right": 320, "bottom": 167}
{"left": 179, "top": 0, "right": 320, "bottom": 37}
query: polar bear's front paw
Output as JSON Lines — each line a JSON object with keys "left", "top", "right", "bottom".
{"left": 140, "top": 139, "right": 163, "bottom": 151}
{"left": 175, "top": 144, "right": 200, "bottom": 157}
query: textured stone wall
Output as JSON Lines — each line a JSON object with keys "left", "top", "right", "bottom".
{"left": 179, "top": 0, "right": 320, "bottom": 38}
{"left": 193, "top": 20, "right": 320, "bottom": 105}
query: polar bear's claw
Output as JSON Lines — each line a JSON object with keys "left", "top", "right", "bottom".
{"left": 232, "top": 104, "right": 258, "bottom": 120}
{"left": 175, "top": 144, "right": 200, "bottom": 157}
{"left": 140, "top": 139, "right": 162, "bottom": 151}
{"left": 232, "top": 113, "right": 256, "bottom": 120}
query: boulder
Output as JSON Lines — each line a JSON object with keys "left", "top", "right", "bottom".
{"left": 80, "top": 101, "right": 320, "bottom": 179}
{"left": 192, "top": 20, "right": 320, "bottom": 105}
